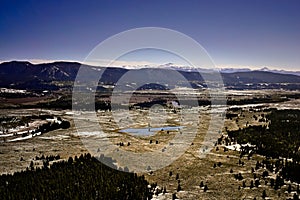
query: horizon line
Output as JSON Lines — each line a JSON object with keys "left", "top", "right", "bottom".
{"left": 0, "top": 59, "right": 298, "bottom": 72}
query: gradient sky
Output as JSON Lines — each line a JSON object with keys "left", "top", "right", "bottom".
{"left": 0, "top": 0, "right": 300, "bottom": 70}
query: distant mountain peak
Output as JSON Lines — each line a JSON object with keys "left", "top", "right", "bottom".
{"left": 260, "top": 67, "right": 270, "bottom": 71}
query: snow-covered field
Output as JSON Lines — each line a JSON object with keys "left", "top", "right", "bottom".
{"left": 8, "top": 132, "right": 42, "bottom": 142}
{"left": 0, "top": 88, "right": 26, "bottom": 94}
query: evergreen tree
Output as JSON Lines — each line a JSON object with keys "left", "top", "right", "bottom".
{"left": 200, "top": 181, "right": 204, "bottom": 188}
{"left": 262, "top": 190, "right": 267, "bottom": 199}
{"left": 204, "top": 185, "right": 208, "bottom": 192}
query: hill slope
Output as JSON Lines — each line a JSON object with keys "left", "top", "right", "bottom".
{"left": 1, "top": 61, "right": 300, "bottom": 90}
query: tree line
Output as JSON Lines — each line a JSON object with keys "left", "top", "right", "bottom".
{"left": 0, "top": 153, "right": 152, "bottom": 200}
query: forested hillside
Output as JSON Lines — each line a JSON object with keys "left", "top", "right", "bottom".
{"left": 0, "top": 154, "right": 152, "bottom": 200}
{"left": 227, "top": 109, "right": 300, "bottom": 184}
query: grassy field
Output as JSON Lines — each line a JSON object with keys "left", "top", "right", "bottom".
{"left": 1, "top": 91, "right": 300, "bottom": 199}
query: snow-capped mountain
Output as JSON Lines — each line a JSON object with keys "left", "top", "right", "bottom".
{"left": 257, "top": 67, "right": 300, "bottom": 76}
{"left": 116, "top": 63, "right": 300, "bottom": 76}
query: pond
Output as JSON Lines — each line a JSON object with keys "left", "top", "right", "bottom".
{"left": 119, "top": 126, "right": 184, "bottom": 136}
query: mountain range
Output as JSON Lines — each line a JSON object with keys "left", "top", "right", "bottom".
{"left": 115, "top": 62, "right": 300, "bottom": 76}
{"left": 0, "top": 61, "right": 300, "bottom": 91}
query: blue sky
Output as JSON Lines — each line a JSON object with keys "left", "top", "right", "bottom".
{"left": 0, "top": 0, "right": 300, "bottom": 70}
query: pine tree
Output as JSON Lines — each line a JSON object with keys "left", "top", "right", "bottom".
{"left": 293, "top": 193, "right": 299, "bottom": 200}
{"left": 204, "top": 185, "right": 208, "bottom": 192}
{"left": 250, "top": 180, "right": 254, "bottom": 189}
{"left": 200, "top": 181, "right": 204, "bottom": 188}
{"left": 262, "top": 190, "right": 267, "bottom": 199}
{"left": 177, "top": 184, "right": 181, "bottom": 192}
{"left": 255, "top": 179, "right": 260, "bottom": 187}
{"left": 30, "top": 161, "right": 34, "bottom": 171}
{"left": 242, "top": 181, "right": 246, "bottom": 188}
{"left": 288, "top": 184, "right": 292, "bottom": 193}
{"left": 172, "top": 193, "right": 177, "bottom": 200}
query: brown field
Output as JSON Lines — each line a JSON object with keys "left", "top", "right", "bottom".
{"left": 1, "top": 90, "right": 300, "bottom": 199}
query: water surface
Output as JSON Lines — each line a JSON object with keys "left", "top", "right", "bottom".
{"left": 119, "top": 126, "right": 184, "bottom": 136}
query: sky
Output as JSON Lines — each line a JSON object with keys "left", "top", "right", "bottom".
{"left": 0, "top": 0, "right": 300, "bottom": 70}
